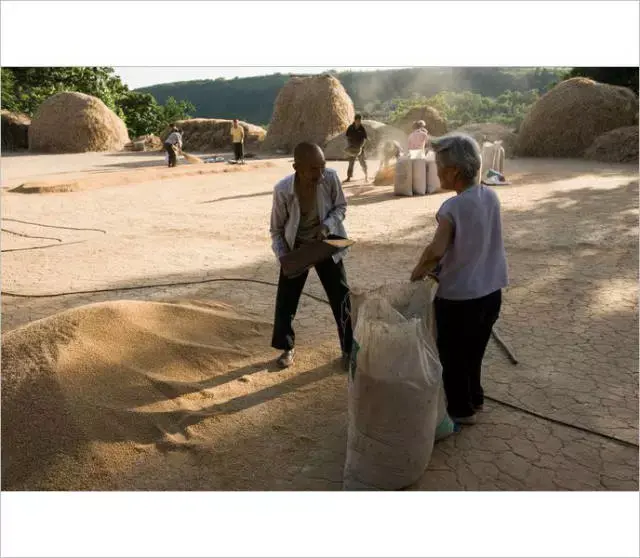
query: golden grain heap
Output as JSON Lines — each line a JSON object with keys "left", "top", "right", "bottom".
{"left": 1, "top": 110, "right": 30, "bottom": 151}
{"left": 262, "top": 75, "right": 355, "bottom": 153}
{"left": 29, "top": 92, "right": 130, "bottom": 153}
{"left": 584, "top": 125, "right": 639, "bottom": 163}
{"left": 516, "top": 78, "right": 638, "bottom": 158}
{"left": 391, "top": 105, "right": 448, "bottom": 136}
{"left": 324, "top": 119, "right": 407, "bottom": 160}
{"left": 163, "top": 119, "right": 266, "bottom": 152}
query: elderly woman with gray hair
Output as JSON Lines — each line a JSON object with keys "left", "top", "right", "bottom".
{"left": 411, "top": 133, "right": 508, "bottom": 425}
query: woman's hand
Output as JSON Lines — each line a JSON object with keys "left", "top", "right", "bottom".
{"left": 410, "top": 262, "right": 428, "bottom": 282}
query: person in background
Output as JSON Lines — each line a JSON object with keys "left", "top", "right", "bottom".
{"left": 164, "top": 125, "right": 183, "bottom": 168}
{"left": 410, "top": 133, "right": 508, "bottom": 425}
{"left": 407, "top": 120, "right": 430, "bottom": 154}
{"left": 344, "top": 114, "right": 368, "bottom": 183}
{"left": 379, "top": 140, "right": 403, "bottom": 171}
{"left": 231, "top": 119, "right": 245, "bottom": 164}
{"left": 269, "top": 142, "right": 352, "bottom": 371}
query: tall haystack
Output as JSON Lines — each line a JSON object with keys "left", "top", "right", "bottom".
{"left": 262, "top": 75, "right": 355, "bottom": 153}
{"left": 1, "top": 110, "right": 30, "bottom": 151}
{"left": 584, "top": 126, "right": 639, "bottom": 163}
{"left": 324, "top": 120, "right": 407, "bottom": 160}
{"left": 516, "top": 78, "right": 638, "bottom": 158}
{"left": 162, "top": 119, "right": 266, "bottom": 152}
{"left": 454, "top": 122, "right": 518, "bottom": 158}
{"left": 29, "top": 92, "right": 129, "bottom": 153}
{"left": 390, "top": 105, "right": 448, "bottom": 136}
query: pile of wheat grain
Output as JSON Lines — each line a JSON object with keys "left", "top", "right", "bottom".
{"left": 0, "top": 299, "right": 276, "bottom": 490}
{"left": 584, "top": 125, "right": 639, "bottom": 163}
{"left": 262, "top": 74, "right": 355, "bottom": 153}
{"left": 29, "top": 92, "right": 129, "bottom": 153}
{"left": 516, "top": 78, "right": 638, "bottom": 158}
{"left": 324, "top": 119, "right": 406, "bottom": 160}
{"left": 390, "top": 105, "right": 448, "bottom": 136}
{"left": 1, "top": 110, "right": 30, "bottom": 151}
{"left": 162, "top": 119, "right": 266, "bottom": 153}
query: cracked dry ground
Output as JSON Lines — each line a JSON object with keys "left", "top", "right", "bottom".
{"left": 2, "top": 155, "right": 638, "bottom": 490}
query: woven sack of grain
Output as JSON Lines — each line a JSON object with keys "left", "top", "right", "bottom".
{"left": 344, "top": 279, "right": 448, "bottom": 490}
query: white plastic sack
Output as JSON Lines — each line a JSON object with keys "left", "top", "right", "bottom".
{"left": 425, "top": 150, "right": 440, "bottom": 194}
{"left": 394, "top": 156, "right": 413, "bottom": 196}
{"left": 412, "top": 159, "right": 427, "bottom": 196}
{"left": 480, "top": 141, "right": 505, "bottom": 181}
{"left": 344, "top": 280, "right": 448, "bottom": 490}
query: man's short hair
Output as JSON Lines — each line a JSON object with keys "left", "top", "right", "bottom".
{"left": 293, "top": 142, "right": 323, "bottom": 164}
{"left": 354, "top": 114, "right": 362, "bottom": 121}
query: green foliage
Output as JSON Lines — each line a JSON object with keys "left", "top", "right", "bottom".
{"left": 1, "top": 67, "right": 128, "bottom": 116}
{"left": 386, "top": 89, "right": 540, "bottom": 130}
{"left": 1, "top": 67, "right": 196, "bottom": 138}
{"left": 159, "top": 96, "right": 195, "bottom": 129}
{"left": 115, "top": 92, "right": 162, "bottom": 138}
{"left": 564, "top": 67, "right": 639, "bottom": 95}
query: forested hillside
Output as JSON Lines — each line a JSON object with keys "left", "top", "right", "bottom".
{"left": 139, "top": 67, "right": 566, "bottom": 126}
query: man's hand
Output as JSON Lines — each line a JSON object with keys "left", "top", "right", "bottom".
{"left": 315, "top": 224, "right": 330, "bottom": 240}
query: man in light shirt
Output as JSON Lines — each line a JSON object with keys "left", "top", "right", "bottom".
{"left": 231, "top": 119, "right": 245, "bottom": 164}
{"left": 164, "top": 125, "right": 183, "bottom": 168}
{"left": 269, "top": 142, "right": 352, "bottom": 370}
{"left": 407, "top": 120, "right": 430, "bottom": 153}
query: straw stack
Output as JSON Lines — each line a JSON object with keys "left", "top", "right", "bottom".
{"left": 516, "top": 78, "right": 638, "bottom": 158}
{"left": 29, "top": 92, "right": 129, "bottom": 153}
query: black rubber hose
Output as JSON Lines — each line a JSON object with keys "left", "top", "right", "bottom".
{"left": 2, "top": 217, "right": 107, "bottom": 234}
{"left": 2, "top": 241, "right": 88, "bottom": 253}
{"left": 2, "top": 277, "right": 636, "bottom": 449}
{"left": 1, "top": 228, "right": 62, "bottom": 243}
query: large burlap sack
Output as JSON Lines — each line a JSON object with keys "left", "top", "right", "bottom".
{"left": 344, "top": 280, "right": 449, "bottom": 490}
{"left": 425, "top": 150, "right": 441, "bottom": 194}
{"left": 394, "top": 156, "right": 413, "bottom": 196}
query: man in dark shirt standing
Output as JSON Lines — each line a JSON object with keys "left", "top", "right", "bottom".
{"left": 344, "top": 114, "right": 368, "bottom": 183}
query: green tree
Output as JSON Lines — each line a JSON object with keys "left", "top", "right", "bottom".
{"left": 1, "top": 67, "right": 129, "bottom": 116}
{"left": 159, "top": 96, "right": 195, "bottom": 129}
{"left": 1, "top": 67, "right": 196, "bottom": 138}
{"left": 116, "top": 91, "right": 163, "bottom": 138}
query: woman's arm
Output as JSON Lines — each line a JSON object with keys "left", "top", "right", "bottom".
{"left": 410, "top": 217, "right": 454, "bottom": 282}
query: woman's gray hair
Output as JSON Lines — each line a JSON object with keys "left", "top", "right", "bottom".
{"left": 431, "top": 133, "right": 482, "bottom": 182}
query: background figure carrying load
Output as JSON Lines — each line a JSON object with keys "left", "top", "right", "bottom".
{"left": 164, "top": 125, "right": 183, "bottom": 168}
{"left": 231, "top": 119, "right": 245, "bottom": 164}
{"left": 410, "top": 133, "right": 508, "bottom": 425}
{"left": 344, "top": 114, "right": 368, "bottom": 183}
{"left": 269, "top": 142, "right": 353, "bottom": 371}
{"left": 407, "top": 120, "right": 430, "bottom": 154}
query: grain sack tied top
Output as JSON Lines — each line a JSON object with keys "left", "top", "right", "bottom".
{"left": 29, "top": 91, "right": 130, "bottom": 153}
{"left": 263, "top": 74, "right": 355, "bottom": 153}
{"left": 516, "top": 78, "right": 638, "bottom": 158}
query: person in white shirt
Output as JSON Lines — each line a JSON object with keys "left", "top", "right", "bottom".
{"left": 164, "top": 125, "right": 183, "bottom": 168}
{"left": 269, "top": 142, "right": 352, "bottom": 370}
{"left": 230, "top": 119, "right": 245, "bottom": 164}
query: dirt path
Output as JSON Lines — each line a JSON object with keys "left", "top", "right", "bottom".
{"left": 1, "top": 152, "right": 638, "bottom": 490}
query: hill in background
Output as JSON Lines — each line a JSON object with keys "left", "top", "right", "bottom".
{"left": 138, "top": 67, "right": 566, "bottom": 126}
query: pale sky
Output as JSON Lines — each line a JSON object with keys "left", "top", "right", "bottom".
{"left": 113, "top": 67, "right": 404, "bottom": 89}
